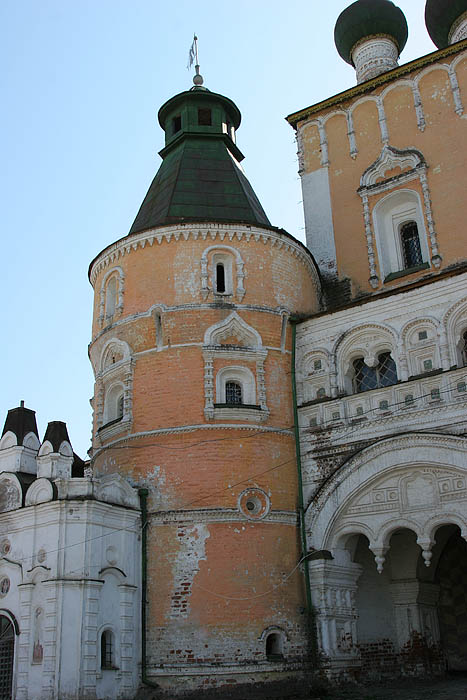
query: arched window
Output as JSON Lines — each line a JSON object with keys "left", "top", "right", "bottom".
{"left": 225, "top": 381, "right": 242, "bottom": 405}
{"left": 0, "top": 615, "right": 14, "bottom": 696}
{"left": 100, "top": 629, "right": 114, "bottom": 669}
{"left": 400, "top": 221, "right": 422, "bottom": 269}
{"left": 353, "top": 352, "right": 397, "bottom": 393}
{"left": 266, "top": 632, "right": 283, "bottom": 660}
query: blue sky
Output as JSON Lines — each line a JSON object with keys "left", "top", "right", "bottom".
{"left": 1, "top": 1, "right": 436, "bottom": 457}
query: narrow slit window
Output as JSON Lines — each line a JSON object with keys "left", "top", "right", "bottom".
{"left": 172, "top": 115, "right": 181, "bottom": 134}
{"left": 400, "top": 221, "right": 423, "bottom": 269}
{"left": 198, "top": 108, "right": 212, "bottom": 126}
{"left": 226, "top": 381, "right": 242, "bottom": 405}
{"left": 216, "top": 263, "right": 226, "bottom": 293}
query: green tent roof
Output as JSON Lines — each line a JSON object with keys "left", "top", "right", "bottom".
{"left": 129, "top": 87, "right": 270, "bottom": 234}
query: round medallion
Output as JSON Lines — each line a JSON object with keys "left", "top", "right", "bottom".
{"left": 238, "top": 488, "right": 270, "bottom": 520}
{"left": 0, "top": 539, "right": 11, "bottom": 556}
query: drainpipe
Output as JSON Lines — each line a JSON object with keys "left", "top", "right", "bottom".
{"left": 138, "top": 488, "right": 159, "bottom": 689}
{"left": 290, "top": 319, "right": 318, "bottom": 664}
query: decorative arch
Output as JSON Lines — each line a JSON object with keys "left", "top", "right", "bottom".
{"left": 334, "top": 323, "right": 397, "bottom": 394}
{"left": 306, "top": 433, "right": 467, "bottom": 572}
{"left": 204, "top": 312, "right": 262, "bottom": 349}
{"left": 99, "top": 338, "right": 132, "bottom": 375}
{"left": 443, "top": 298, "right": 467, "bottom": 367}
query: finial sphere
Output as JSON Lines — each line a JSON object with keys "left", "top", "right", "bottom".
{"left": 193, "top": 73, "right": 204, "bottom": 86}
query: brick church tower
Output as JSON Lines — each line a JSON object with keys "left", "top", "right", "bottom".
{"left": 88, "top": 71, "right": 320, "bottom": 692}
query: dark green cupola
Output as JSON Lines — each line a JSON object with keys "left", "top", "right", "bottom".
{"left": 334, "top": 0, "right": 408, "bottom": 84}
{"left": 425, "top": 0, "right": 467, "bottom": 48}
{"left": 129, "top": 81, "right": 270, "bottom": 234}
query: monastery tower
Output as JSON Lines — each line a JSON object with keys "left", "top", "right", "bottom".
{"left": 88, "top": 74, "right": 320, "bottom": 690}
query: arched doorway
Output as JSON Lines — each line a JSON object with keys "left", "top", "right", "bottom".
{"left": 435, "top": 526, "right": 467, "bottom": 671}
{"left": 305, "top": 434, "right": 467, "bottom": 678}
{"left": 0, "top": 614, "right": 14, "bottom": 700}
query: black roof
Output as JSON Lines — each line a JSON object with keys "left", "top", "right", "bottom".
{"left": 2, "top": 405, "right": 39, "bottom": 445}
{"left": 43, "top": 421, "right": 71, "bottom": 453}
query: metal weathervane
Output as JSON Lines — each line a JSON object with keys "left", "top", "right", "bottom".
{"left": 187, "top": 34, "right": 204, "bottom": 86}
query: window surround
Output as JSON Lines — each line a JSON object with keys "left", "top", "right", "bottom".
{"left": 201, "top": 246, "right": 245, "bottom": 301}
{"left": 98, "top": 267, "right": 125, "bottom": 327}
{"left": 98, "top": 627, "right": 119, "bottom": 673}
{"left": 215, "top": 366, "right": 257, "bottom": 406}
{"left": 93, "top": 339, "right": 134, "bottom": 443}
{"left": 358, "top": 145, "right": 441, "bottom": 288}
{"left": 203, "top": 312, "right": 268, "bottom": 421}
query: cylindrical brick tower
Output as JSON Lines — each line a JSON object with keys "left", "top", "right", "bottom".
{"left": 88, "top": 77, "right": 320, "bottom": 694}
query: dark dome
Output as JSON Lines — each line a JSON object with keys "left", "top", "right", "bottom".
{"left": 335, "top": 0, "right": 408, "bottom": 65}
{"left": 425, "top": 0, "right": 467, "bottom": 49}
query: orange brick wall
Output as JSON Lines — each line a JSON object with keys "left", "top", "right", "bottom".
{"left": 88, "top": 222, "right": 319, "bottom": 680}
{"left": 297, "top": 48, "right": 467, "bottom": 295}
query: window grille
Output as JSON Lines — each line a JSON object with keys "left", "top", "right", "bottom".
{"left": 353, "top": 352, "right": 397, "bottom": 393}
{"left": 225, "top": 381, "right": 242, "bottom": 405}
{"left": 0, "top": 616, "right": 14, "bottom": 698}
{"left": 400, "top": 221, "right": 423, "bottom": 268}
{"left": 101, "top": 630, "right": 113, "bottom": 669}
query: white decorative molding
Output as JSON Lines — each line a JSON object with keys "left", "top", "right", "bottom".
{"left": 376, "top": 96, "right": 389, "bottom": 144}
{"left": 358, "top": 145, "right": 441, "bottom": 282}
{"left": 200, "top": 245, "right": 245, "bottom": 302}
{"left": 89, "top": 223, "right": 319, "bottom": 290}
{"left": 98, "top": 266, "right": 124, "bottom": 328}
{"left": 0, "top": 473, "right": 23, "bottom": 512}
{"left": 93, "top": 474, "right": 139, "bottom": 509}
{"left": 351, "top": 36, "right": 400, "bottom": 84}
{"left": 25, "top": 479, "right": 54, "bottom": 507}
{"left": 448, "top": 65, "right": 464, "bottom": 116}
{"left": 449, "top": 11, "right": 467, "bottom": 44}
{"left": 203, "top": 312, "right": 269, "bottom": 420}
{"left": 305, "top": 433, "right": 467, "bottom": 554}
{"left": 149, "top": 507, "right": 298, "bottom": 526}
{"left": 360, "top": 145, "right": 424, "bottom": 188}
{"left": 345, "top": 111, "right": 358, "bottom": 158}
{"left": 317, "top": 119, "right": 329, "bottom": 167}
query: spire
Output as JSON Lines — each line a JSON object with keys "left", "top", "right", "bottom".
{"left": 129, "top": 85, "right": 271, "bottom": 234}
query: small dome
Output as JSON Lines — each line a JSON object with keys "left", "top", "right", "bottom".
{"left": 335, "top": 0, "right": 408, "bottom": 65}
{"left": 425, "top": 0, "right": 467, "bottom": 48}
